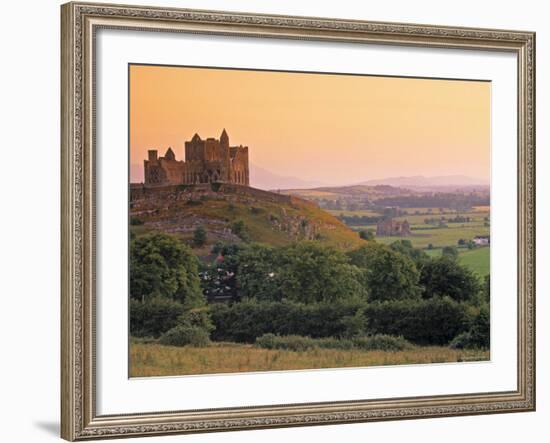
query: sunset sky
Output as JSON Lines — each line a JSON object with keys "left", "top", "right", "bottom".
{"left": 129, "top": 64, "right": 490, "bottom": 187}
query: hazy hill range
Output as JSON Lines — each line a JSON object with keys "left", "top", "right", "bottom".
{"left": 279, "top": 184, "right": 416, "bottom": 200}
{"left": 356, "top": 175, "right": 489, "bottom": 192}
{"left": 129, "top": 183, "right": 364, "bottom": 255}
{"left": 249, "top": 164, "right": 329, "bottom": 191}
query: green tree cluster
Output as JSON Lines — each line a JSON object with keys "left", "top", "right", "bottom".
{"left": 129, "top": 231, "right": 488, "bottom": 350}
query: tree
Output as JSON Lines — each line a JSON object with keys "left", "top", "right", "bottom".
{"left": 389, "top": 239, "right": 429, "bottom": 266}
{"left": 130, "top": 232, "right": 204, "bottom": 307}
{"left": 347, "top": 243, "right": 421, "bottom": 302}
{"left": 235, "top": 243, "right": 281, "bottom": 301}
{"left": 441, "top": 245, "right": 459, "bottom": 260}
{"left": 129, "top": 297, "right": 185, "bottom": 338}
{"left": 450, "top": 304, "right": 490, "bottom": 349}
{"left": 359, "top": 230, "right": 374, "bottom": 241}
{"left": 483, "top": 274, "right": 490, "bottom": 303}
{"left": 420, "top": 256, "right": 482, "bottom": 302}
{"left": 276, "top": 242, "right": 368, "bottom": 304}
{"left": 231, "top": 219, "right": 250, "bottom": 242}
{"left": 193, "top": 226, "right": 207, "bottom": 247}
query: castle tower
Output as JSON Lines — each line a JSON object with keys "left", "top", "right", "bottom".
{"left": 164, "top": 147, "right": 176, "bottom": 161}
{"left": 219, "top": 129, "right": 232, "bottom": 181}
{"left": 144, "top": 130, "right": 249, "bottom": 187}
{"left": 220, "top": 128, "right": 229, "bottom": 148}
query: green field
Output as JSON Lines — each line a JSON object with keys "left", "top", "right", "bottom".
{"left": 130, "top": 342, "right": 489, "bottom": 377}
{"left": 458, "top": 247, "right": 490, "bottom": 276}
{"left": 423, "top": 246, "right": 489, "bottom": 276}
{"left": 335, "top": 204, "right": 490, "bottom": 276}
{"left": 373, "top": 224, "right": 489, "bottom": 249}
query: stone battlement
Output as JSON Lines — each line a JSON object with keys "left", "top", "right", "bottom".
{"left": 144, "top": 129, "right": 249, "bottom": 187}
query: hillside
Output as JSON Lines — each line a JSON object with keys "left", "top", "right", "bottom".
{"left": 129, "top": 183, "right": 364, "bottom": 255}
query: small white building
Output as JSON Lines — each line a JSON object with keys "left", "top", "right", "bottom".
{"left": 473, "top": 235, "right": 490, "bottom": 246}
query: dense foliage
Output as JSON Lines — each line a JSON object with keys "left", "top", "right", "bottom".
{"left": 129, "top": 233, "right": 489, "bottom": 350}
{"left": 130, "top": 297, "right": 185, "bottom": 338}
{"left": 255, "top": 333, "right": 413, "bottom": 352}
{"left": 450, "top": 305, "right": 490, "bottom": 349}
{"left": 420, "top": 256, "right": 482, "bottom": 302}
{"left": 159, "top": 325, "right": 210, "bottom": 347}
{"left": 130, "top": 232, "right": 204, "bottom": 308}
{"left": 209, "top": 298, "right": 476, "bottom": 346}
{"left": 347, "top": 243, "right": 421, "bottom": 301}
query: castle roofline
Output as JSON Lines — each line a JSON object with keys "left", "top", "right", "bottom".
{"left": 164, "top": 147, "right": 176, "bottom": 160}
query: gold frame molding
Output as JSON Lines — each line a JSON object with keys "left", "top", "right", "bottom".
{"left": 61, "top": 2, "right": 536, "bottom": 440}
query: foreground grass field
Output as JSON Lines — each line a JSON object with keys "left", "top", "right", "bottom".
{"left": 130, "top": 342, "right": 489, "bottom": 377}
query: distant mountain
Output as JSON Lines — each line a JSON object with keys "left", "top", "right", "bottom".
{"left": 356, "top": 175, "right": 489, "bottom": 190}
{"left": 250, "top": 164, "right": 329, "bottom": 191}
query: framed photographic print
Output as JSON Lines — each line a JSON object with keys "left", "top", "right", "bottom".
{"left": 61, "top": 1, "right": 536, "bottom": 440}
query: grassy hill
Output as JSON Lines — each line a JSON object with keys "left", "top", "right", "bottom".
{"left": 130, "top": 184, "right": 364, "bottom": 255}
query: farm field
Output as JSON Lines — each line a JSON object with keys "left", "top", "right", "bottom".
{"left": 373, "top": 224, "right": 489, "bottom": 249}
{"left": 424, "top": 246, "right": 490, "bottom": 276}
{"left": 130, "top": 342, "right": 490, "bottom": 377}
{"left": 345, "top": 207, "right": 489, "bottom": 249}
{"left": 458, "top": 247, "right": 490, "bottom": 276}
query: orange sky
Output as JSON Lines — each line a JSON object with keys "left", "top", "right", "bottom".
{"left": 130, "top": 64, "right": 490, "bottom": 186}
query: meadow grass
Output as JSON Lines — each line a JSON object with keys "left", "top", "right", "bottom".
{"left": 459, "top": 247, "right": 490, "bottom": 276}
{"left": 422, "top": 246, "right": 490, "bottom": 276}
{"left": 130, "top": 342, "right": 489, "bottom": 377}
{"left": 370, "top": 223, "right": 490, "bottom": 249}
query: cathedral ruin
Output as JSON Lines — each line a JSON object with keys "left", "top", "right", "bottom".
{"left": 144, "top": 129, "right": 249, "bottom": 187}
{"left": 376, "top": 218, "right": 411, "bottom": 237}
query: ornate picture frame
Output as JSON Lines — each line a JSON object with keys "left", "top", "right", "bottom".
{"left": 61, "top": 2, "right": 535, "bottom": 440}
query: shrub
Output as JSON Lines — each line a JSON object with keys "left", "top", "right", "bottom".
{"left": 339, "top": 309, "right": 368, "bottom": 339}
{"left": 359, "top": 230, "right": 374, "bottom": 241}
{"left": 449, "top": 332, "right": 474, "bottom": 349}
{"left": 130, "top": 217, "right": 144, "bottom": 226}
{"left": 352, "top": 334, "right": 413, "bottom": 352}
{"left": 364, "top": 297, "right": 474, "bottom": 345}
{"left": 130, "top": 297, "right": 185, "bottom": 338}
{"left": 210, "top": 298, "right": 475, "bottom": 346}
{"left": 255, "top": 334, "right": 316, "bottom": 352}
{"left": 442, "top": 246, "right": 459, "bottom": 259}
{"left": 250, "top": 206, "right": 264, "bottom": 214}
{"left": 159, "top": 325, "right": 210, "bottom": 347}
{"left": 178, "top": 308, "right": 215, "bottom": 334}
{"left": 231, "top": 220, "right": 250, "bottom": 241}
{"left": 420, "top": 256, "right": 482, "bottom": 302}
{"left": 450, "top": 305, "right": 490, "bottom": 349}
{"left": 254, "top": 333, "right": 413, "bottom": 352}
{"left": 193, "top": 226, "right": 207, "bottom": 247}
{"left": 209, "top": 300, "right": 367, "bottom": 343}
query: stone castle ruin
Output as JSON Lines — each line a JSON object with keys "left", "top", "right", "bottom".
{"left": 144, "top": 129, "right": 249, "bottom": 187}
{"left": 376, "top": 218, "right": 411, "bottom": 237}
